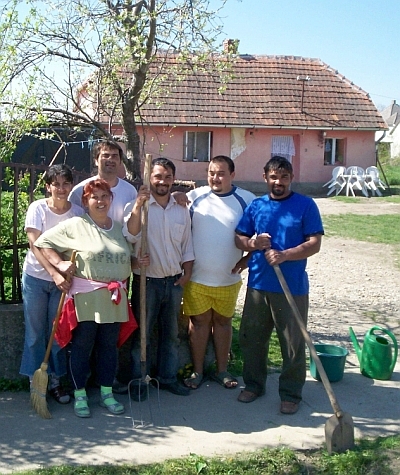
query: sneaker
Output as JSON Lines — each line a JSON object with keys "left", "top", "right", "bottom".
{"left": 49, "top": 385, "right": 71, "bottom": 404}
{"left": 129, "top": 383, "right": 148, "bottom": 402}
{"left": 158, "top": 381, "right": 190, "bottom": 396}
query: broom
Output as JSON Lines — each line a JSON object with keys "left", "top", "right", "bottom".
{"left": 30, "top": 250, "right": 77, "bottom": 419}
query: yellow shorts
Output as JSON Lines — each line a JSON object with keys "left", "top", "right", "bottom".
{"left": 183, "top": 281, "right": 242, "bottom": 318}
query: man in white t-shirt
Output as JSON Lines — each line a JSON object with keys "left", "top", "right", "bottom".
{"left": 69, "top": 140, "right": 137, "bottom": 224}
{"left": 182, "top": 156, "right": 255, "bottom": 390}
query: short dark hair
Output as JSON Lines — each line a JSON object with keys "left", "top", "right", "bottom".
{"left": 92, "top": 140, "right": 123, "bottom": 163}
{"left": 45, "top": 164, "right": 73, "bottom": 185}
{"left": 151, "top": 157, "right": 176, "bottom": 176}
{"left": 210, "top": 155, "right": 235, "bottom": 173}
{"left": 264, "top": 156, "right": 293, "bottom": 175}
{"left": 82, "top": 178, "right": 113, "bottom": 206}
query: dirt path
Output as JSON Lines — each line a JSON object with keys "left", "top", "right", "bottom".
{"left": 236, "top": 197, "right": 400, "bottom": 355}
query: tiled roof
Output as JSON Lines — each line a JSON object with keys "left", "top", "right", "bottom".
{"left": 137, "top": 54, "right": 387, "bottom": 130}
{"left": 381, "top": 100, "right": 400, "bottom": 127}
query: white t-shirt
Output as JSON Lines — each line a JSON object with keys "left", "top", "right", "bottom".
{"left": 68, "top": 176, "right": 137, "bottom": 224}
{"left": 187, "top": 185, "right": 255, "bottom": 287}
{"left": 23, "top": 199, "right": 84, "bottom": 281}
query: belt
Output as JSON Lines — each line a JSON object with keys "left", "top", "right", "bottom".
{"left": 133, "top": 273, "right": 182, "bottom": 281}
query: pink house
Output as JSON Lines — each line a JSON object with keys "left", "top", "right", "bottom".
{"left": 81, "top": 54, "right": 387, "bottom": 193}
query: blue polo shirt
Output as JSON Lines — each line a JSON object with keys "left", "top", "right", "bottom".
{"left": 235, "top": 192, "right": 324, "bottom": 295}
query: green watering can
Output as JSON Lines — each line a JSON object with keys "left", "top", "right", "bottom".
{"left": 349, "top": 326, "right": 398, "bottom": 380}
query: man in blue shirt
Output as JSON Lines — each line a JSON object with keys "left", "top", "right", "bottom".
{"left": 235, "top": 156, "right": 324, "bottom": 414}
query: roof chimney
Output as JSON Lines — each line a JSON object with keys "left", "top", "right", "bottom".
{"left": 223, "top": 39, "right": 240, "bottom": 55}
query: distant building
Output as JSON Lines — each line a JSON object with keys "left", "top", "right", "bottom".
{"left": 378, "top": 100, "right": 400, "bottom": 159}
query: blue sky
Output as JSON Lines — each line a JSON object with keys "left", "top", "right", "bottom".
{"left": 211, "top": 0, "right": 400, "bottom": 110}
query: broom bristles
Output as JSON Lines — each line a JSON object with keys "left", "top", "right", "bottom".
{"left": 30, "top": 362, "right": 52, "bottom": 419}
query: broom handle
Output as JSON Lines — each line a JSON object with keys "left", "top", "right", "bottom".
{"left": 42, "top": 250, "right": 77, "bottom": 365}
{"left": 140, "top": 154, "right": 152, "bottom": 379}
{"left": 273, "top": 265, "right": 344, "bottom": 418}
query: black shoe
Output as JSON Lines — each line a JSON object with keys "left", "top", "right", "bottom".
{"left": 129, "top": 383, "right": 148, "bottom": 402}
{"left": 112, "top": 379, "right": 128, "bottom": 395}
{"left": 158, "top": 381, "right": 190, "bottom": 396}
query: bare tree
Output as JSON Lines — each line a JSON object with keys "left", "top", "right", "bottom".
{"left": 1, "top": 0, "right": 231, "bottom": 179}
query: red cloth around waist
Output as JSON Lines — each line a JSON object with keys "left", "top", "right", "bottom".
{"left": 55, "top": 297, "right": 138, "bottom": 348}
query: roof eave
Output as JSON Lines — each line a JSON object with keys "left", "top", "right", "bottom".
{"left": 142, "top": 122, "right": 388, "bottom": 131}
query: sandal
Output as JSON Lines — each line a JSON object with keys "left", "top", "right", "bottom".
{"left": 74, "top": 395, "right": 91, "bottom": 418}
{"left": 99, "top": 393, "right": 125, "bottom": 415}
{"left": 183, "top": 372, "right": 204, "bottom": 390}
{"left": 211, "top": 371, "right": 238, "bottom": 389}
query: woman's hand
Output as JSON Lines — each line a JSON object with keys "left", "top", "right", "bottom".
{"left": 56, "top": 260, "right": 76, "bottom": 276}
{"left": 53, "top": 273, "right": 72, "bottom": 292}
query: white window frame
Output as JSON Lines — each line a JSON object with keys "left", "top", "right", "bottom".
{"left": 324, "top": 138, "right": 345, "bottom": 166}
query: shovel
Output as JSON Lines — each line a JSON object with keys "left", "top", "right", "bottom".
{"left": 273, "top": 265, "right": 354, "bottom": 454}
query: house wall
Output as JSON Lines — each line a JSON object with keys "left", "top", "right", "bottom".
{"left": 130, "top": 126, "right": 377, "bottom": 185}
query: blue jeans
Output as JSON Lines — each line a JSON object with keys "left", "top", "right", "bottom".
{"left": 69, "top": 320, "right": 120, "bottom": 389}
{"left": 130, "top": 274, "right": 183, "bottom": 384}
{"left": 20, "top": 272, "right": 67, "bottom": 378}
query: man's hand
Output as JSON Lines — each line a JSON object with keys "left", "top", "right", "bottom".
{"left": 133, "top": 185, "right": 150, "bottom": 210}
{"left": 253, "top": 233, "right": 271, "bottom": 250}
{"left": 172, "top": 191, "right": 190, "bottom": 207}
{"left": 232, "top": 254, "right": 250, "bottom": 274}
{"left": 175, "top": 273, "right": 191, "bottom": 287}
{"left": 264, "top": 249, "right": 286, "bottom": 266}
{"left": 132, "top": 253, "right": 150, "bottom": 270}
{"left": 235, "top": 233, "right": 271, "bottom": 252}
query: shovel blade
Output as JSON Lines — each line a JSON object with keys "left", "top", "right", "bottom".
{"left": 325, "top": 412, "right": 355, "bottom": 454}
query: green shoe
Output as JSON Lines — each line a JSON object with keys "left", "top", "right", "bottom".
{"left": 99, "top": 392, "right": 125, "bottom": 415}
{"left": 74, "top": 392, "right": 91, "bottom": 418}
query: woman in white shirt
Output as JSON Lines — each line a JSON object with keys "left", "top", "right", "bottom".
{"left": 19, "top": 164, "right": 84, "bottom": 404}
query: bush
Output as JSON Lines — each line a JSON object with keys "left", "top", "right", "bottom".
{"left": 0, "top": 168, "right": 44, "bottom": 302}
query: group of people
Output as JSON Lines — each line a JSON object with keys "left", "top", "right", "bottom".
{"left": 20, "top": 139, "right": 324, "bottom": 419}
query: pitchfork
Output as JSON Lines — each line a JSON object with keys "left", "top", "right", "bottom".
{"left": 128, "top": 153, "right": 164, "bottom": 428}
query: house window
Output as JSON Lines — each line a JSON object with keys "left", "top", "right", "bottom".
{"left": 271, "top": 135, "right": 295, "bottom": 163}
{"left": 184, "top": 131, "right": 211, "bottom": 162}
{"left": 324, "top": 138, "right": 345, "bottom": 165}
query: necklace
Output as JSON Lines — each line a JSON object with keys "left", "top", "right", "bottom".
{"left": 89, "top": 216, "right": 110, "bottom": 229}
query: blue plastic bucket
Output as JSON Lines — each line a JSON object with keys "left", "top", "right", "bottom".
{"left": 309, "top": 344, "right": 348, "bottom": 383}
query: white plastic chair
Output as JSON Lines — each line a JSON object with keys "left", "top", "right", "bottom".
{"left": 345, "top": 166, "right": 369, "bottom": 197}
{"left": 323, "top": 166, "right": 346, "bottom": 196}
{"left": 365, "top": 166, "right": 386, "bottom": 197}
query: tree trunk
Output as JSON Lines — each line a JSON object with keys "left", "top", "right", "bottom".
{"left": 121, "top": 99, "right": 141, "bottom": 181}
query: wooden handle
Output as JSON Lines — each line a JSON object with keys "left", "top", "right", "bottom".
{"left": 140, "top": 154, "right": 152, "bottom": 378}
{"left": 273, "top": 265, "right": 344, "bottom": 418}
{"left": 43, "top": 250, "right": 77, "bottom": 365}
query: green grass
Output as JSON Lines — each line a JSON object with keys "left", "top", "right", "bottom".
{"left": 380, "top": 157, "right": 400, "bottom": 186}
{"left": 9, "top": 434, "right": 400, "bottom": 474}
{"left": 323, "top": 214, "right": 400, "bottom": 245}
